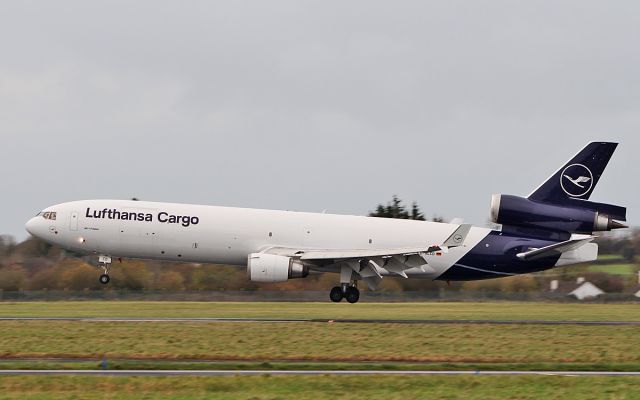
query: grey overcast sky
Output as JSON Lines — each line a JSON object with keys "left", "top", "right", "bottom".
{"left": 1, "top": 1, "right": 638, "bottom": 240}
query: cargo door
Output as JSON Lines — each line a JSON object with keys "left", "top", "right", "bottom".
{"left": 69, "top": 211, "right": 79, "bottom": 231}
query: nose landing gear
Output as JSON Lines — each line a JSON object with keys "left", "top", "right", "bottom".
{"left": 99, "top": 274, "right": 110, "bottom": 284}
{"left": 97, "top": 255, "right": 112, "bottom": 285}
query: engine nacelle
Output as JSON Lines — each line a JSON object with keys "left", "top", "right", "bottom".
{"left": 247, "top": 253, "right": 309, "bottom": 283}
{"left": 491, "top": 194, "right": 626, "bottom": 234}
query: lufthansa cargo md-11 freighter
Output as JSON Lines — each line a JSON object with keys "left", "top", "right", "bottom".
{"left": 25, "top": 142, "right": 627, "bottom": 303}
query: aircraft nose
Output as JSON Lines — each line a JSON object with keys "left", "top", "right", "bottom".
{"left": 25, "top": 217, "right": 41, "bottom": 237}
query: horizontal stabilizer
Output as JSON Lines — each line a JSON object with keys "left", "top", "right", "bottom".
{"left": 516, "top": 237, "right": 595, "bottom": 261}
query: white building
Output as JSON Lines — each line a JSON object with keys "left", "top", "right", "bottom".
{"left": 569, "top": 282, "right": 605, "bottom": 300}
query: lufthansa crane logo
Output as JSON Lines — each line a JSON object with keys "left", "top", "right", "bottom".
{"left": 560, "top": 163, "right": 593, "bottom": 197}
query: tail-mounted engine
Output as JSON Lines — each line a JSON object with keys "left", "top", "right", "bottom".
{"left": 247, "top": 253, "right": 309, "bottom": 283}
{"left": 491, "top": 194, "right": 627, "bottom": 234}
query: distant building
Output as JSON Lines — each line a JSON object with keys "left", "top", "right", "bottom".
{"left": 569, "top": 282, "right": 605, "bottom": 300}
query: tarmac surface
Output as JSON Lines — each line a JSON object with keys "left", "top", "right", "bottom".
{"left": 1, "top": 317, "right": 639, "bottom": 325}
{"left": 0, "top": 370, "right": 639, "bottom": 376}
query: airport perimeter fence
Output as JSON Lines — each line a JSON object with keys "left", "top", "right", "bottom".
{"left": 0, "top": 289, "right": 639, "bottom": 302}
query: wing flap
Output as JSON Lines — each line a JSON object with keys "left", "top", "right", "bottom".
{"left": 299, "top": 247, "right": 430, "bottom": 260}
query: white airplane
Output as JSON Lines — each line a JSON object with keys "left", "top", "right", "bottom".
{"left": 25, "top": 142, "right": 626, "bottom": 303}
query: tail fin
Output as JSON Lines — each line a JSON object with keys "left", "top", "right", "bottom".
{"left": 528, "top": 142, "right": 618, "bottom": 204}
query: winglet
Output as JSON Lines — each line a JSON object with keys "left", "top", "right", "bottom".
{"left": 443, "top": 224, "right": 472, "bottom": 247}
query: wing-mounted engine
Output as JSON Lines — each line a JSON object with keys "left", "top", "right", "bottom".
{"left": 491, "top": 194, "right": 627, "bottom": 234}
{"left": 247, "top": 253, "right": 309, "bottom": 283}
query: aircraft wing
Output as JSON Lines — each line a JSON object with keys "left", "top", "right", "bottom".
{"left": 298, "top": 223, "right": 472, "bottom": 261}
{"left": 516, "top": 237, "right": 595, "bottom": 261}
{"left": 300, "top": 246, "right": 442, "bottom": 260}
{"left": 264, "top": 224, "right": 472, "bottom": 282}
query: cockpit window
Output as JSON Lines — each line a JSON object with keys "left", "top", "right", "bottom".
{"left": 42, "top": 211, "right": 57, "bottom": 220}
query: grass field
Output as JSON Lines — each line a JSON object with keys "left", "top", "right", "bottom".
{"left": 0, "top": 302, "right": 639, "bottom": 368}
{"left": 1, "top": 321, "right": 639, "bottom": 365}
{"left": 0, "top": 375, "right": 639, "bottom": 400}
{"left": 1, "top": 301, "right": 639, "bottom": 321}
{"left": 587, "top": 263, "right": 638, "bottom": 275}
{"left": 597, "top": 254, "right": 626, "bottom": 262}
{"left": 1, "top": 301, "right": 639, "bottom": 399}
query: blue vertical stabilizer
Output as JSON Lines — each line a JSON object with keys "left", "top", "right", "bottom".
{"left": 528, "top": 142, "right": 618, "bottom": 204}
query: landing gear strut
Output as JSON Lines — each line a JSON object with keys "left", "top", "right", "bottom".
{"left": 97, "top": 255, "right": 112, "bottom": 285}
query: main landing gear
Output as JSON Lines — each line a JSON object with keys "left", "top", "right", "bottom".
{"left": 97, "top": 255, "right": 112, "bottom": 285}
{"left": 329, "top": 285, "right": 360, "bottom": 303}
{"left": 330, "top": 264, "right": 361, "bottom": 303}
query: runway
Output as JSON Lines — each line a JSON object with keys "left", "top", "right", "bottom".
{"left": 0, "top": 369, "right": 639, "bottom": 376}
{"left": 1, "top": 317, "right": 639, "bottom": 325}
